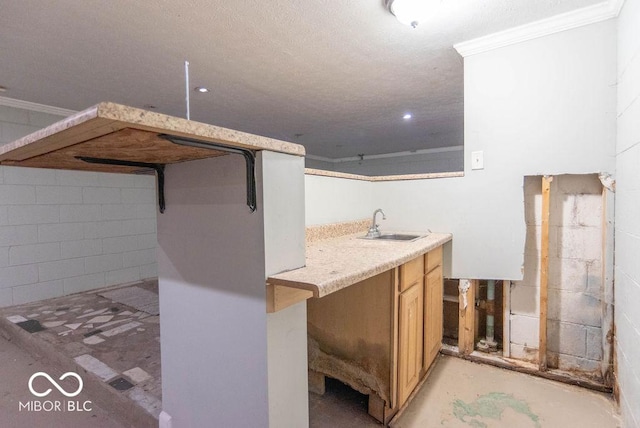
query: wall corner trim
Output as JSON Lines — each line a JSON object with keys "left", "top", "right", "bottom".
{"left": 0, "top": 96, "right": 77, "bottom": 117}
{"left": 158, "top": 411, "right": 172, "bottom": 428}
{"left": 454, "top": 0, "right": 623, "bottom": 58}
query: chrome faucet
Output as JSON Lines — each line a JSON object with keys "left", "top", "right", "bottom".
{"left": 366, "top": 208, "right": 386, "bottom": 238}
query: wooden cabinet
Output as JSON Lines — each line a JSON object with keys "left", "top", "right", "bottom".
{"left": 424, "top": 246, "right": 443, "bottom": 369}
{"left": 307, "top": 245, "right": 444, "bottom": 425}
{"left": 397, "top": 281, "right": 423, "bottom": 406}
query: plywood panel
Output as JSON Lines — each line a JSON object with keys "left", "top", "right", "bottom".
{"left": 307, "top": 270, "right": 394, "bottom": 402}
{"left": 0, "top": 102, "right": 304, "bottom": 165}
{"left": 4, "top": 128, "right": 227, "bottom": 173}
{"left": 0, "top": 107, "right": 111, "bottom": 161}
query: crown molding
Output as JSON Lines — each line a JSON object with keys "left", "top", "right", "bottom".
{"left": 0, "top": 96, "right": 77, "bottom": 117}
{"left": 611, "top": 0, "right": 626, "bottom": 15}
{"left": 306, "top": 145, "right": 463, "bottom": 164}
{"left": 454, "top": 0, "right": 624, "bottom": 58}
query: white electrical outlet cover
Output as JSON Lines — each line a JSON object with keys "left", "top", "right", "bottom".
{"left": 471, "top": 151, "right": 484, "bottom": 170}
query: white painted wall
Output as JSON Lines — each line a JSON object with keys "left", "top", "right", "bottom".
{"left": 306, "top": 147, "right": 463, "bottom": 176}
{"left": 305, "top": 158, "right": 334, "bottom": 171}
{"left": 305, "top": 18, "right": 616, "bottom": 279}
{"left": 615, "top": 0, "right": 640, "bottom": 425}
{"left": 373, "top": 20, "right": 617, "bottom": 280}
{"left": 304, "top": 174, "right": 375, "bottom": 226}
{"left": 333, "top": 148, "right": 463, "bottom": 176}
{"left": 0, "top": 105, "right": 157, "bottom": 307}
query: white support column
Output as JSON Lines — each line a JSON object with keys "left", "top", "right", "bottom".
{"left": 158, "top": 154, "right": 269, "bottom": 427}
{"left": 157, "top": 151, "right": 307, "bottom": 428}
{"left": 260, "top": 151, "right": 308, "bottom": 428}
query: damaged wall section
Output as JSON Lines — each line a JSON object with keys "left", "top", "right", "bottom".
{"left": 511, "top": 174, "right": 605, "bottom": 378}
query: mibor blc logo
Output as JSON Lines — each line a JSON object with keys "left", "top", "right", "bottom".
{"left": 19, "top": 371, "right": 92, "bottom": 412}
{"left": 29, "top": 372, "right": 83, "bottom": 397}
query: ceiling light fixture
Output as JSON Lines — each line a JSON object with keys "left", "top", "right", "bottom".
{"left": 403, "top": 113, "right": 412, "bottom": 120}
{"left": 194, "top": 86, "right": 209, "bottom": 93}
{"left": 385, "top": 0, "right": 429, "bottom": 28}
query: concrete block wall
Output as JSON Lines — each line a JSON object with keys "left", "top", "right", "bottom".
{"left": 615, "top": 0, "right": 640, "bottom": 425}
{"left": 511, "top": 175, "right": 603, "bottom": 373}
{"left": 0, "top": 104, "right": 158, "bottom": 307}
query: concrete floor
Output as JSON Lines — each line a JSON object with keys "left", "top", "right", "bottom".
{"left": 0, "top": 334, "right": 125, "bottom": 428}
{"left": 0, "top": 280, "right": 160, "bottom": 428}
{"left": 1, "top": 282, "right": 621, "bottom": 428}
{"left": 310, "top": 355, "right": 621, "bottom": 427}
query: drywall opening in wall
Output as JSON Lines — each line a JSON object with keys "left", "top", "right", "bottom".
{"left": 442, "top": 279, "right": 505, "bottom": 356}
{"left": 511, "top": 174, "right": 606, "bottom": 381}
{"left": 475, "top": 280, "right": 504, "bottom": 354}
{"left": 442, "top": 278, "right": 459, "bottom": 346}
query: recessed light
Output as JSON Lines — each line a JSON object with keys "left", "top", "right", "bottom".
{"left": 403, "top": 113, "right": 412, "bottom": 120}
{"left": 194, "top": 87, "right": 209, "bottom": 93}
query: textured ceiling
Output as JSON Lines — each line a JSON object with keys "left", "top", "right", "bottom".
{"left": 0, "top": 0, "right": 602, "bottom": 158}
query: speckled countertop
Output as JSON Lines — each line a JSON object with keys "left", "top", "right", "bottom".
{"left": 268, "top": 232, "right": 452, "bottom": 298}
{"left": 0, "top": 102, "right": 305, "bottom": 170}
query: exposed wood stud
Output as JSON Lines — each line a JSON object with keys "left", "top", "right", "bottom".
{"left": 503, "top": 280, "right": 511, "bottom": 358}
{"left": 458, "top": 279, "right": 476, "bottom": 355}
{"left": 539, "top": 175, "right": 553, "bottom": 371}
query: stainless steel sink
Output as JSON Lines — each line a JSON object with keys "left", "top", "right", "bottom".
{"left": 362, "top": 233, "right": 424, "bottom": 242}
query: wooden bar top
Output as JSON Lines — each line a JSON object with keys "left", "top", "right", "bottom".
{"left": 0, "top": 102, "right": 305, "bottom": 174}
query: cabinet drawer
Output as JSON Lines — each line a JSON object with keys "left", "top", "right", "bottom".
{"left": 400, "top": 256, "right": 424, "bottom": 292}
{"left": 426, "top": 246, "right": 442, "bottom": 273}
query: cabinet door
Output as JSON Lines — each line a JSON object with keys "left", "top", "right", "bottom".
{"left": 397, "top": 282, "right": 424, "bottom": 407}
{"left": 424, "top": 265, "right": 443, "bottom": 368}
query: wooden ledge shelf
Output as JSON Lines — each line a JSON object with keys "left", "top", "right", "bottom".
{"left": 266, "top": 284, "right": 313, "bottom": 313}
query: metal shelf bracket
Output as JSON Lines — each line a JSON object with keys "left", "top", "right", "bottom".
{"left": 159, "top": 134, "right": 257, "bottom": 212}
{"left": 76, "top": 157, "right": 166, "bottom": 213}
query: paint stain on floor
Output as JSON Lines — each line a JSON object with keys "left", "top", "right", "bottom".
{"left": 452, "top": 392, "right": 540, "bottom": 428}
{"left": 388, "top": 356, "right": 619, "bottom": 428}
